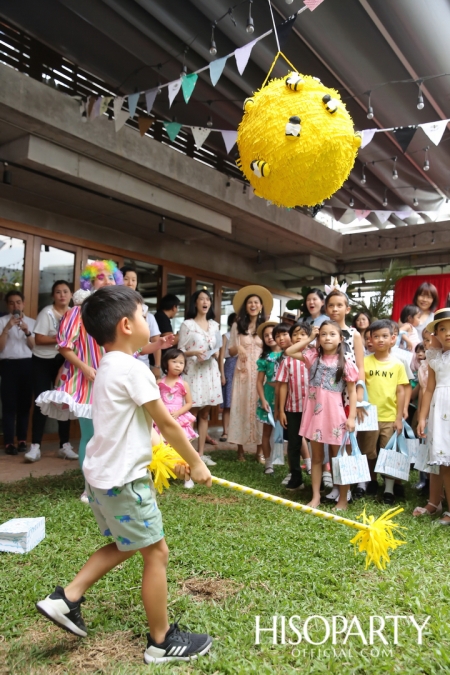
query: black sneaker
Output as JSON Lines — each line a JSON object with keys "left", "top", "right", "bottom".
{"left": 5, "top": 444, "right": 17, "bottom": 455}
{"left": 365, "top": 480, "right": 379, "bottom": 496}
{"left": 18, "top": 441, "right": 27, "bottom": 452}
{"left": 383, "top": 492, "right": 395, "bottom": 505}
{"left": 353, "top": 486, "right": 366, "bottom": 500}
{"left": 36, "top": 586, "right": 87, "bottom": 637}
{"left": 285, "top": 472, "right": 304, "bottom": 491}
{"left": 144, "top": 622, "right": 212, "bottom": 664}
{"left": 393, "top": 483, "right": 405, "bottom": 498}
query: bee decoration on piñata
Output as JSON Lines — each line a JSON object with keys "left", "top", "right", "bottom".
{"left": 236, "top": 72, "right": 361, "bottom": 208}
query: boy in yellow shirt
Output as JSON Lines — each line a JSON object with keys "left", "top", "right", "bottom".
{"left": 357, "top": 320, "right": 409, "bottom": 504}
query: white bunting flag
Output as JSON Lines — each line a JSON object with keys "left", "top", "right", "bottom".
{"left": 191, "top": 127, "right": 211, "bottom": 149}
{"left": 360, "top": 128, "right": 377, "bottom": 149}
{"left": 419, "top": 211, "right": 437, "bottom": 221}
{"left": 168, "top": 79, "right": 182, "bottom": 108}
{"left": 393, "top": 209, "right": 412, "bottom": 220}
{"left": 372, "top": 210, "right": 392, "bottom": 224}
{"left": 114, "top": 109, "right": 130, "bottom": 133}
{"left": 235, "top": 38, "right": 257, "bottom": 75}
{"left": 354, "top": 209, "right": 371, "bottom": 221}
{"left": 420, "top": 119, "right": 449, "bottom": 146}
{"left": 221, "top": 130, "right": 238, "bottom": 154}
{"left": 114, "top": 97, "right": 125, "bottom": 119}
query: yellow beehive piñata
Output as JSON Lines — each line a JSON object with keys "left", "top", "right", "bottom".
{"left": 237, "top": 72, "right": 361, "bottom": 208}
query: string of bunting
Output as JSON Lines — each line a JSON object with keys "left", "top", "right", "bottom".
{"left": 360, "top": 119, "right": 450, "bottom": 151}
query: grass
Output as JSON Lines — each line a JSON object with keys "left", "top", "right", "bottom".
{"left": 1, "top": 451, "right": 450, "bottom": 674}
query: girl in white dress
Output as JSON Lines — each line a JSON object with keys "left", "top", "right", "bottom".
{"left": 418, "top": 309, "right": 450, "bottom": 525}
{"left": 178, "top": 290, "right": 222, "bottom": 464}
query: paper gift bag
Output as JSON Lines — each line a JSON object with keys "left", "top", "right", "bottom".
{"left": 332, "top": 432, "right": 371, "bottom": 485}
{"left": 269, "top": 416, "right": 285, "bottom": 465}
{"left": 375, "top": 431, "right": 410, "bottom": 480}
{"left": 355, "top": 383, "right": 378, "bottom": 432}
{"left": 403, "top": 420, "right": 419, "bottom": 463}
{"left": 414, "top": 440, "right": 440, "bottom": 474}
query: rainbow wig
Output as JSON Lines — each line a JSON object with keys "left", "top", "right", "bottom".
{"left": 80, "top": 260, "right": 123, "bottom": 290}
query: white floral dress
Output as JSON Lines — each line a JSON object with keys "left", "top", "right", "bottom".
{"left": 178, "top": 319, "right": 223, "bottom": 408}
{"left": 426, "top": 348, "right": 450, "bottom": 466}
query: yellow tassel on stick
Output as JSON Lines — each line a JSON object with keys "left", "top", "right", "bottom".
{"left": 149, "top": 444, "right": 406, "bottom": 569}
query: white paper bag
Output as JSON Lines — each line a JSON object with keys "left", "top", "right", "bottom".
{"left": 355, "top": 383, "right": 378, "bottom": 432}
{"left": 403, "top": 420, "right": 419, "bottom": 463}
{"left": 375, "top": 431, "right": 410, "bottom": 480}
{"left": 332, "top": 432, "right": 371, "bottom": 485}
{"left": 413, "top": 440, "right": 440, "bottom": 474}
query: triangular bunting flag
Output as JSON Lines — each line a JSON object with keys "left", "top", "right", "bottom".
{"left": 331, "top": 207, "right": 348, "bottom": 222}
{"left": 277, "top": 14, "right": 297, "bottom": 51}
{"left": 248, "top": 185, "right": 254, "bottom": 200}
{"left": 209, "top": 56, "right": 228, "bottom": 87}
{"left": 372, "top": 210, "right": 392, "bottom": 224}
{"left": 87, "top": 95, "right": 97, "bottom": 118}
{"left": 138, "top": 115, "right": 154, "bottom": 137}
{"left": 420, "top": 119, "right": 449, "bottom": 146}
{"left": 354, "top": 209, "right": 371, "bottom": 221}
{"left": 393, "top": 209, "right": 412, "bottom": 220}
{"left": 91, "top": 96, "right": 102, "bottom": 119}
{"left": 221, "top": 130, "right": 238, "bottom": 154}
{"left": 304, "top": 0, "right": 326, "bottom": 10}
{"left": 145, "top": 88, "right": 158, "bottom": 114}
{"left": 235, "top": 38, "right": 257, "bottom": 75}
{"left": 114, "top": 108, "right": 129, "bottom": 132}
{"left": 114, "top": 97, "right": 124, "bottom": 118}
{"left": 128, "top": 93, "right": 139, "bottom": 118}
{"left": 360, "top": 129, "right": 377, "bottom": 149}
{"left": 168, "top": 79, "right": 182, "bottom": 108}
{"left": 419, "top": 211, "right": 437, "bottom": 220}
{"left": 191, "top": 127, "right": 211, "bottom": 149}
{"left": 181, "top": 73, "right": 198, "bottom": 104}
{"left": 393, "top": 126, "right": 417, "bottom": 153}
{"left": 99, "top": 96, "right": 112, "bottom": 116}
{"left": 164, "top": 122, "right": 182, "bottom": 142}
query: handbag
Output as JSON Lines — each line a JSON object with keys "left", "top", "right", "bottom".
{"left": 332, "top": 432, "right": 371, "bottom": 485}
{"left": 375, "top": 431, "right": 410, "bottom": 480}
{"left": 402, "top": 420, "right": 419, "bottom": 463}
{"left": 355, "top": 382, "right": 379, "bottom": 432}
{"left": 413, "top": 438, "right": 440, "bottom": 474}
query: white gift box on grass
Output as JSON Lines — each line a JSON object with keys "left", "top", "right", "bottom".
{"left": 0, "top": 517, "right": 45, "bottom": 554}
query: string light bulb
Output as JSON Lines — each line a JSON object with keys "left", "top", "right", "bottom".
{"left": 417, "top": 81, "right": 425, "bottom": 110}
{"left": 366, "top": 92, "right": 374, "bottom": 120}
{"left": 350, "top": 196, "right": 355, "bottom": 208}
{"left": 423, "top": 146, "right": 430, "bottom": 171}
{"left": 209, "top": 25, "right": 217, "bottom": 55}
{"left": 361, "top": 163, "right": 367, "bottom": 185}
{"left": 285, "top": 0, "right": 294, "bottom": 4}
{"left": 2, "top": 162, "right": 12, "bottom": 185}
{"left": 392, "top": 157, "right": 398, "bottom": 180}
{"left": 413, "top": 189, "right": 419, "bottom": 207}
{"left": 180, "top": 64, "right": 187, "bottom": 78}
{"left": 158, "top": 216, "right": 165, "bottom": 234}
{"left": 257, "top": 249, "right": 262, "bottom": 264}
{"left": 383, "top": 188, "right": 388, "bottom": 207}
{"left": 431, "top": 231, "right": 435, "bottom": 244}
{"left": 206, "top": 115, "right": 213, "bottom": 128}
{"left": 246, "top": 0, "right": 254, "bottom": 33}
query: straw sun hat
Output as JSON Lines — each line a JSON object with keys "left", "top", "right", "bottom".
{"left": 256, "top": 320, "right": 278, "bottom": 341}
{"left": 232, "top": 284, "right": 274, "bottom": 316}
{"left": 426, "top": 308, "right": 450, "bottom": 334}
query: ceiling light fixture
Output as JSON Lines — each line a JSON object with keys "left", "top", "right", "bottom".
{"left": 413, "top": 188, "right": 419, "bottom": 207}
{"left": 383, "top": 188, "right": 388, "bottom": 207}
{"left": 2, "top": 162, "right": 12, "bottom": 185}
{"left": 431, "top": 231, "right": 435, "bottom": 244}
{"left": 246, "top": 0, "right": 255, "bottom": 33}
{"left": 366, "top": 91, "right": 374, "bottom": 120}
{"left": 423, "top": 146, "right": 430, "bottom": 171}
{"left": 417, "top": 80, "right": 425, "bottom": 110}
{"left": 392, "top": 156, "right": 398, "bottom": 180}
{"left": 206, "top": 115, "right": 213, "bottom": 128}
{"left": 361, "top": 163, "right": 367, "bottom": 185}
{"left": 349, "top": 196, "right": 355, "bottom": 208}
{"left": 257, "top": 249, "right": 262, "bottom": 264}
{"left": 159, "top": 216, "right": 165, "bottom": 234}
{"left": 209, "top": 24, "right": 217, "bottom": 55}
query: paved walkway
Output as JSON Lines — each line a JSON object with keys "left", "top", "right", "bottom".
{"left": 0, "top": 429, "right": 258, "bottom": 483}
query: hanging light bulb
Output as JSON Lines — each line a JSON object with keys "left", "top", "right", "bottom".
{"left": 423, "top": 146, "right": 430, "bottom": 171}
{"left": 413, "top": 189, "right": 419, "bottom": 207}
{"left": 366, "top": 92, "right": 374, "bottom": 119}
{"left": 180, "top": 63, "right": 187, "bottom": 78}
{"left": 2, "top": 162, "right": 12, "bottom": 185}
{"left": 431, "top": 231, "right": 435, "bottom": 244}
{"left": 257, "top": 249, "right": 262, "bottom": 264}
{"left": 285, "top": 0, "right": 294, "bottom": 4}
{"left": 349, "top": 196, "right": 355, "bottom": 208}
{"left": 361, "top": 163, "right": 367, "bottom": 185}
{"left": 159, "top": 216, "right": 165, "bottom": 234}
{"left": 209, "top": 25, "right": 217, "bottom": 55}
{"left": 206, "top": 115, "right": 213, "bottom": 128}
{"left": 246, "top": 0, "right": 255, "bottom": 33}
{"left": 392, "top": 157, "right": 398, "bottom": 180}
{"left": 383, "top": 188, "right": 388, "bottom": 207}
{"left": 417, "top": 81, "right": 425, "bottom": 110}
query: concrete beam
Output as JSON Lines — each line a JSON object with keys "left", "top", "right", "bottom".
{"left": 0, "top": 135, "right": 232, "bottom": 235}
{"left": 254, "top": 254, "right": 338, "bottom": 274}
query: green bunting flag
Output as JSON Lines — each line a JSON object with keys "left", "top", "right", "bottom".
{"left": 181, "top": 73, "right": 198, "bottom": 104}
{"left": 164, "top": 122, "right": 183, "bottom": 142}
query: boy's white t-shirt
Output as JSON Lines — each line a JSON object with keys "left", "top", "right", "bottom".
{"left": 83, "top": 351, "right": 160, "bottom": 489}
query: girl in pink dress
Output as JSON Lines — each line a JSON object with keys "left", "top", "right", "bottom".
{"left": 286, "top": 321, "right": 358, "bottom": 510}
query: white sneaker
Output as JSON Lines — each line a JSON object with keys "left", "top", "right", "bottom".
{"left": 281, "top": 473, "right": 292, "bottom": 486}
{"left": 184, "top": 479, "right": 195, "bottom": 489}
{"left": 79, "top": 492, "right": 89, "bottom": 504}
{"left": 322, "top": 470, "right": 333, "bottom": 488}
{"left": 201, "top": 455, "right": 216, "bottom": 466}
{"left": 24, "top": 444, "right": 41, "bottom": 463}
{"left": 58, "top": 443, "right": 79, "bottom": 460}
{"left": 325, "top": 487, "right": 340, "bottom": 501}
{"left": 347, "top": 490, "right": 352, "bottom": 502}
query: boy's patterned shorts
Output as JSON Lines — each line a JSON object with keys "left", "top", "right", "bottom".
{"left": 86, "top": 472, "right": 164, "bottom": 551}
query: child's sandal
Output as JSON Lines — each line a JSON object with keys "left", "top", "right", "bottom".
{"left": 413, "top": 502, "right": 443, "bottom": 517}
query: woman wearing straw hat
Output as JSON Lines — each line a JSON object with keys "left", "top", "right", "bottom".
{"left": 228, "top": 285, "right": 273, "bottom": 461}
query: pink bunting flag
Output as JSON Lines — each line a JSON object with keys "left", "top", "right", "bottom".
{"left": 419, "top": 119, "right": 449, "bottom": 146}
{"left": 168, "top": 79, "right": 182, "bottom": 108}
{"left": 304, "top": 0, "right": 326, "bottom": 10}
{"left": 360, "top": 129, "right": 377, "bottom": 149}
{"left": 354, "top": 209, "right": 371, "bottom": 221}
{"left": 221, "top": 130, "right": 238, "bottom": 154}
{"left": 235, "top": 38, "right": 257, "bottom": 75}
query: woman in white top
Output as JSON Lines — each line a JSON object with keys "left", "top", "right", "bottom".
{"left": 30, "top": 280, "right": 77, "bottom": 460}
{"left": 412, "top": 281, "right": 439, "bottom": 340}
{"left": 178, "top": 290, "right": 222, "bottom": 464}
{"left": 304, "top": 288, "right": 328, "bottom": 327}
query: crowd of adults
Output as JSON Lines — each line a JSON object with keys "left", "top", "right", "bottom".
{"left": 0, "top": 272, "right": 447, "bottom": 462}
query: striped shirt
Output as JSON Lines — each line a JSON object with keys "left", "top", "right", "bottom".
{"left": 275, "top": 356, "right": 308, "bottom": 413}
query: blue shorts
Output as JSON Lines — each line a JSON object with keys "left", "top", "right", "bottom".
{"left": 86, "top": 472, "right": 164, "bottom": 551}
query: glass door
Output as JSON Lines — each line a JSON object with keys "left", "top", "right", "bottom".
{"left": 38, "top": 243, "right": 76, "bottom": 312}
{"left": 0, "top": 234, "right": 26, "bottom": 315}
{"left": 167, "top": 273, "right": 189, "bottom": 333}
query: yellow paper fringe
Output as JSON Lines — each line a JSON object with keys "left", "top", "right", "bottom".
{"left": 350, "top": 507, "right": 407, "bottom": 570}
{"left": 149, "top": 442, "right": 186, "bottom": 494}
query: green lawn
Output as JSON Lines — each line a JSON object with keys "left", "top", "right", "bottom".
{"left": 1, "top": 452, "right": 449, "bottom": 675}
